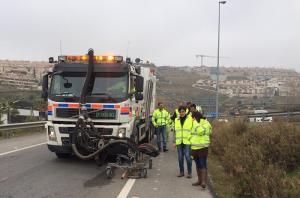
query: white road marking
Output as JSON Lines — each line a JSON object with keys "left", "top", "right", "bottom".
{"left": 0, "top": 142, "right": 47, "bottom": 157}
{"left": 117, "top": 179, "right": 136, "bottom": 198}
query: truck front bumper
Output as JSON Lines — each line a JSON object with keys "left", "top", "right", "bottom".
{"left": 47, "top": 144, "right": 72, "bottom": 154}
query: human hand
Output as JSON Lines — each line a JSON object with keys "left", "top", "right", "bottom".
{"left": 172, "top": 144, "right": 176, "bottom": 150}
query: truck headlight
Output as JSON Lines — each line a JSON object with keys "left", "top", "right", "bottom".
{"left": 118, "top": 128, "right": 126, "bottom": 138}
{"left": 48, "top": 126, "right": 57, "bottom": 141}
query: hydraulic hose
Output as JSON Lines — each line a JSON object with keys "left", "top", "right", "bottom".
{"left": 71, "top": 139, "right": 137, "bottom": 160}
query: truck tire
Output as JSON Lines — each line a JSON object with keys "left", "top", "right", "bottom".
{"left": 55, "top": 152, "right": 71, "bottom": 158}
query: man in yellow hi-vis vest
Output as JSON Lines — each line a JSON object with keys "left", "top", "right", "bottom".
{"left": 152, "top": 102, "right": 170, "bottom": 152}
{"left": 173, "top": 105, "right": 193, "bottom": 178}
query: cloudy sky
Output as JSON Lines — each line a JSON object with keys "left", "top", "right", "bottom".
{"left": 0, "top": 0, "right": 299, "bottom": 70}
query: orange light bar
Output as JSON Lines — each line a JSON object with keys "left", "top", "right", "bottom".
{"left": 67, "top": 56, "right": 88, "bottom": 62}
{"left": 94, "top": 56, "right": 103, "bottom": 61}
{"left": 107, "top": 56, "right": 114, "bottom": 61}
{"left": 63, "top": 55, "right": 123, "bottom": 63}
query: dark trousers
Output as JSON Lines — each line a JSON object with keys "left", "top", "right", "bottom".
{"left": 177, "top": 144, "right": 192, "bottom": 175}
{"left": 156, "top": 125, "right": 167, "bottom": 150}
{"left": 194, "top": 156, "right": 207, "bottom": 169}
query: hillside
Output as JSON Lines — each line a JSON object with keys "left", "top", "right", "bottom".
{"left": 156, "top": 66, "right": 217, "bottom": 112}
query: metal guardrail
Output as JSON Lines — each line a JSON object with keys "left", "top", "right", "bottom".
{"left": 0, "top": 121, "right": 47, "bottom": 131}
{"left": 246, "top": 111, "right": 300, "bottom": 118}
{"left": 216, "top": 111, "right": 300, "bottom": 119}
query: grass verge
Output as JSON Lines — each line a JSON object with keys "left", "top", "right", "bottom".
{"left": 208, "top": 153, "right": 236, "bottom": 198}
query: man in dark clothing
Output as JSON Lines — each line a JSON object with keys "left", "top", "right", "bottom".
{"left": 173, "top": 105, "right": 193, "bottom": 178}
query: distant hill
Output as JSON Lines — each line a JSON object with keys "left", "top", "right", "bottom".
{"left": 156, "top": 66, "right": 217, "bottom": 112}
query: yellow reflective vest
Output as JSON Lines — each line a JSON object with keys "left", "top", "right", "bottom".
{"left": 152, "top": 109, "right": 170, "bottom": 127}
{"left": 174, "top": 116, "right": 193, "bottom": 145}
{"left": 190, "top": 119, "right": 212, "bottom": 150}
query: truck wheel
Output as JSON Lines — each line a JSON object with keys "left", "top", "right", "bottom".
{"left": 55, "top": 152, "right": 71, "bottom": 158}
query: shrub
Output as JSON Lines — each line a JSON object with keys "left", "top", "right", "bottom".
{"left": 210, "top": 120, "right": 300, "bottom": 198}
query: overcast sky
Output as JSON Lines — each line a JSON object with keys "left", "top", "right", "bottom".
{"left": 0, "top": 0, "right": 299, "bottom": 70}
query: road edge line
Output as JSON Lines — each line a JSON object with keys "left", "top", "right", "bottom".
{"left": 0, "top": 142, "right": 47, "bottom": 156}
{"left": 117, "top": 179, "right": 136, "bottom": 198}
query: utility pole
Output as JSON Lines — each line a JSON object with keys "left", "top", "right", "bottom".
{"left": 216, "top": 1, "right": 226, "bottom": 119}
{"left": 60, "top": 40, "right": 62, "bottom": 56}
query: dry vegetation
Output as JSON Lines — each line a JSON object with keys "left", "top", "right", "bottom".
{"left": 156, "top": 66, "right": 215, "bottom": 111}
{"left": 210, "top": 120, "right": 300, "bottom": 198}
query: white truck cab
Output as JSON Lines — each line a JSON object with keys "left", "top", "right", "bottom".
{"left": 42, "top": 55, "right": 156, "bottom": 158}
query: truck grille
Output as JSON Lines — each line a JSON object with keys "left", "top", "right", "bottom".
{"left": 59, "top": 127, "right": 113, "bottom": 135}
{"left": 56, "top": 108, "right": 79, "bottom": 118}
{"left": 55, "top": 108, "right": 117, "bottom": 119}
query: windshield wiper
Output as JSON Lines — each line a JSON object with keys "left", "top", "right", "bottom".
{"left": 55, "top": 92, "right": 75, "bottom": 96}
{"left": 91, "top": 93, "right": 106, "bottom": 95}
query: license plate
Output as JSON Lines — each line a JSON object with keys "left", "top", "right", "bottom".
{"left": 94, "top": 110, "right": 116, "bottom": 119}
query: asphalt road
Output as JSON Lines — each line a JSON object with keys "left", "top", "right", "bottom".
{"left": 0, "top": 133, "right": 213, "bottom": 198}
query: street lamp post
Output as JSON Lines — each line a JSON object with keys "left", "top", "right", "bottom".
{"left": 216, "top": 1, "right": 226, "bottom": 119}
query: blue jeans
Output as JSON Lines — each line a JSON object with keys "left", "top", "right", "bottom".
{"left": 156, "top": 125, "right": 167, "bottom": 150}
{"left": 177, "top": 144, "right": 192, "bottom": 175}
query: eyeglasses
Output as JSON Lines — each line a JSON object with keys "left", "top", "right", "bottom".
{"left": 179, "top": 110, "right": 185, "bottom": 113}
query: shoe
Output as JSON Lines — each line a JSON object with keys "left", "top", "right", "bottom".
{"left": 186, "top": 174, "right": 192, "bottom": 179}
{"left": 177, "top": 173, "right": 184, "bottom": 177}
{"left": 158, "top": 148, "right": 162, "bottom": 152}
{"left": 163, "top": 149, "right": 168, "bottom": 152}
{"left": 192, "top": 168, "right": 201, "bottom": 186}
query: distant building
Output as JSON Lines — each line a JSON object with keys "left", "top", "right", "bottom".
{"left": 192, "top": 66, "right": 300, "bottom": 97}
{"left": 0, "top": 60, "right": 52, "bottom": 90}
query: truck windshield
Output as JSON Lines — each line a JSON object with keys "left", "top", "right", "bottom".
{"left": 50, "top": 72, "right": 128, "bottom": 102}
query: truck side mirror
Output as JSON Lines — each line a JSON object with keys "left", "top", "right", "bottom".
{"left": 135, "top": 93, "right": 143, "bottom": 101}
{"left": 42, "top": 74, "right": 49, "bottom": 101}
{"left": 135, "top": 76, "right": 144, "bottom": 92}
{"left": 49, "top": 57, "right": 54, "bottom": 63}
